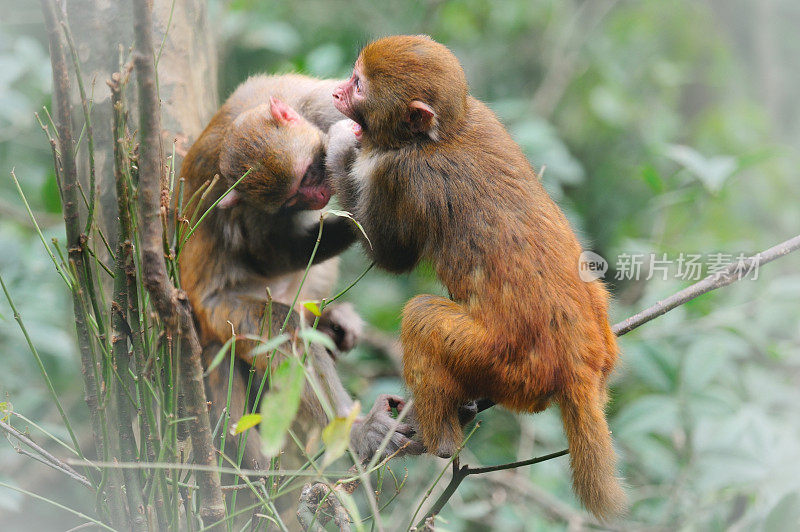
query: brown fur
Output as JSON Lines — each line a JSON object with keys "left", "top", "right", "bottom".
{"left": 328, "top": 35, "right": 626, "bottom": 520}
{"left": 179, "top": 74, "right": 422, "bottom": 476}
{"left": 179, "top": 74, "right": 357, "bottom": 458}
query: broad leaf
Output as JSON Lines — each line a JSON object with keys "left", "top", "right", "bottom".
{"left": 666, "top": 144, "right": 738, "bottom": 193}
{"left": 203, "top": 337, "right": 234, "bottom": 375}
{"left": 231, "top": 413, "right": 262, "bottom": 435}
{"left": 260, "top": 358, "right": 306, "bottom": 457}
{"left": 321, "top": 401, "right": 360, "bottom": 467}
{"left": 297, "top": 328, "right": 336, "bottom": 351}
{"left": 302, "top": 300, "right": 322, "bottom": 317}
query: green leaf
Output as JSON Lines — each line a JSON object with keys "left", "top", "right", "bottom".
{"left": 681, "top": 335, "right": 739, "bottom": 392}
{"left": 614, "top": 395, "right": 679, "bottom": 437}
{"left": 260, "top": 358, "right": 306, "bottom": 457}
{"left": 40, "top": 171, "right": 62, "bottom": 214}
{"left": 509, "top": 119, "right": 584, "bottom": 190}
{"left": 297, "top": 328, "right": 336, "bottom": 351}
{"left": 639, "top": 164, "right": 664, "bottom": 192}
{"left": 302, "top": 300, "right": 322, "bottom": 317}
{"left": 666, "top": 144, "right": 738, "bottom": 193}
{"left": 589, "top": 86, "right": 629, "bottom": 126}
{"left": 203, "top": 337, "right": 235, "bottom": 375}
{"left": 0, "top": 402, "right": 12, "bottom": 422}
{"left": 321, "top": 402, "right": 360, "bottom": 468}
{"left": 231, "top": 413, "right": 262, "bottom": 435}
{"left": 242, "top": 333, "right": 291, "bottom": 362}
{"left": 325, "top": 210, "right": 373, "bottom": 250}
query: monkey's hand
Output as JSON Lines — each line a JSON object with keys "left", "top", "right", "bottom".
{"left": 297, "top": 482, "right": 351, "bottom": 532}
{"left": 326, "top": 119, "right": 360, "bottom": 169}
{"left": 350, "top": 394, "right": 425, "bottom": 460}
{"left": 317, "top": 302, "right": 364, "bottom": 355}
{"left": 325, "top": 119, "right": 362, "bottom": 212}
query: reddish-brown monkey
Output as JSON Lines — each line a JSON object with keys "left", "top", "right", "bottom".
{"left": 327, "top": 36, "right": 626, "bottom": 519}
{"left": 179, "top": 74, "right": 422, "bottom": 464}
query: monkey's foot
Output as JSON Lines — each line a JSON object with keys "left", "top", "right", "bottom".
{"left": 433, "top": 439, "right": 460, "bottom": 459}
{"left": 430, "top": 402, "right": 480, "bottom": 457}
{"left": 430, "top": 424, "right": 462, "bottom": 458}
{"left": 297, "top": 482, "right": 351, "bottom": 532}
{"left": 457, "top": 401, "right": 479, "bottom": 425}
{"left": 317, "top": 302, "right": 364, "bottom": 354}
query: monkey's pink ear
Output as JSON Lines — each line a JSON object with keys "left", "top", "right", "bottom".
{"left": 407, "top": 100, "right": 438, "bottom": 140}
{"left": 269, "top": 96, "right": 302, "bottom": 126}
{"left": 218, "top": 189, "right": 240, "bottom": 208}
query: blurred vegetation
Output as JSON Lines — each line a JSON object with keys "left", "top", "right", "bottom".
{"left": 1, "top": 0, "right": 799, "bottom": 529}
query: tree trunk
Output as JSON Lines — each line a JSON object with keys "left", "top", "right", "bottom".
{"left": 63, "top": 0, "right": 218, "bottom": 249}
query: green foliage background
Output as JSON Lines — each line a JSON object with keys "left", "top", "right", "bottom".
{"left": 1, "top": 0, "right": 799, "bottom": 529}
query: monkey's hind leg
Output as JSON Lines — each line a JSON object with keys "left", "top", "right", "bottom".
{"left": 404, "top": 358, "right": 464, "bottom": 458}
{"left": 400, "top": 294, "right": 495, "bottom": 458}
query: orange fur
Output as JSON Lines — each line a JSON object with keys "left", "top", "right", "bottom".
{"left": 330, "top": 35, "right": 627, "bottom": 520}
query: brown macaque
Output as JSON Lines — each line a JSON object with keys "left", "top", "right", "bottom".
{"left": 327, "top": 36, "right": 626, "bottom": 520}
{"left": 178, "top": 74, "right": 423, "bottom": 468}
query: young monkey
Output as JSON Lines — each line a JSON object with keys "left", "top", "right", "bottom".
{"left": 327, "top": 36, "right": 626, "bottom": 519}
{"left": 179, "top": 74, "right": 422, "bottom": 464}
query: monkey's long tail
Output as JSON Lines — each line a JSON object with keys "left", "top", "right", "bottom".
{"left": 558, "top": 387, "right": 627, "bottom": 521}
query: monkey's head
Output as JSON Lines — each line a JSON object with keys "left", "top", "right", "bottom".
{"left": 332, "top": 35, "right": 469, "bottom": 148}
{"left": 218, "top": 97, "right": 332, "bottom": 213}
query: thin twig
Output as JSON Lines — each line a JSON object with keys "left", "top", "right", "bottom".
{"left": 0, "top": 272, "right": 82, "bottom": 458}
{"left": 109, "top": 65, "right": 170, "bottom": 531}
{"left": 0, "top": 420, "right": 91, "bottom": 488}
{"left": 40, "top": 3, "right": 126, "bottom": 526}
{"left": 14, "top": 447, "right": 91, "bottom": 488}
{"left": 612, "top": 233, "right": 800, "bottom": 335}
{"left": 111, "top": 201, "right": 148, "bottom": 531}
{"left": 0, "top": 481, "right": 114, "bottom": 531}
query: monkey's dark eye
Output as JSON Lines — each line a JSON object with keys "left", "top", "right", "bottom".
{"left": 353, "top": 77, "right": 361, "bottom": 94}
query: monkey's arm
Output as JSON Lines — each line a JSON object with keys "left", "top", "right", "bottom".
{"left": 284, "top": 215, "right": 358, "bottom": 269}
{"left": 325, "top": 119, "right": 362, "bottom": 213}
{"left": 243, "top": 214, "right": 357, "bottom": 277}
{"left": 326, "top": 120, "right": 423, "bottom": 272}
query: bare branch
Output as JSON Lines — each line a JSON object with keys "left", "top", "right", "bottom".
{"left": 0, "top": 420, "right": 92, "bottom": 489}
{"left": 131, "top": 0, "right": 225, "bottom": 525}
{"left": 612, "top": 233, "right": 800, "bottom": 335}
{"left": 41, "top": 0, "right": 104, "bottom": 462}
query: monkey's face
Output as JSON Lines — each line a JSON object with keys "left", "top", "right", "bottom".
{"left": 333, "top": 35, "right": 470, "bottom": 148}
{"left": 219, "top": 98, "right": 332, "bottom": 213}
{"left": 332, "top": 61, "right": 367, "bottom": 140}
{"left": 281, "top": 146, "right": 330, "bottom": 211}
